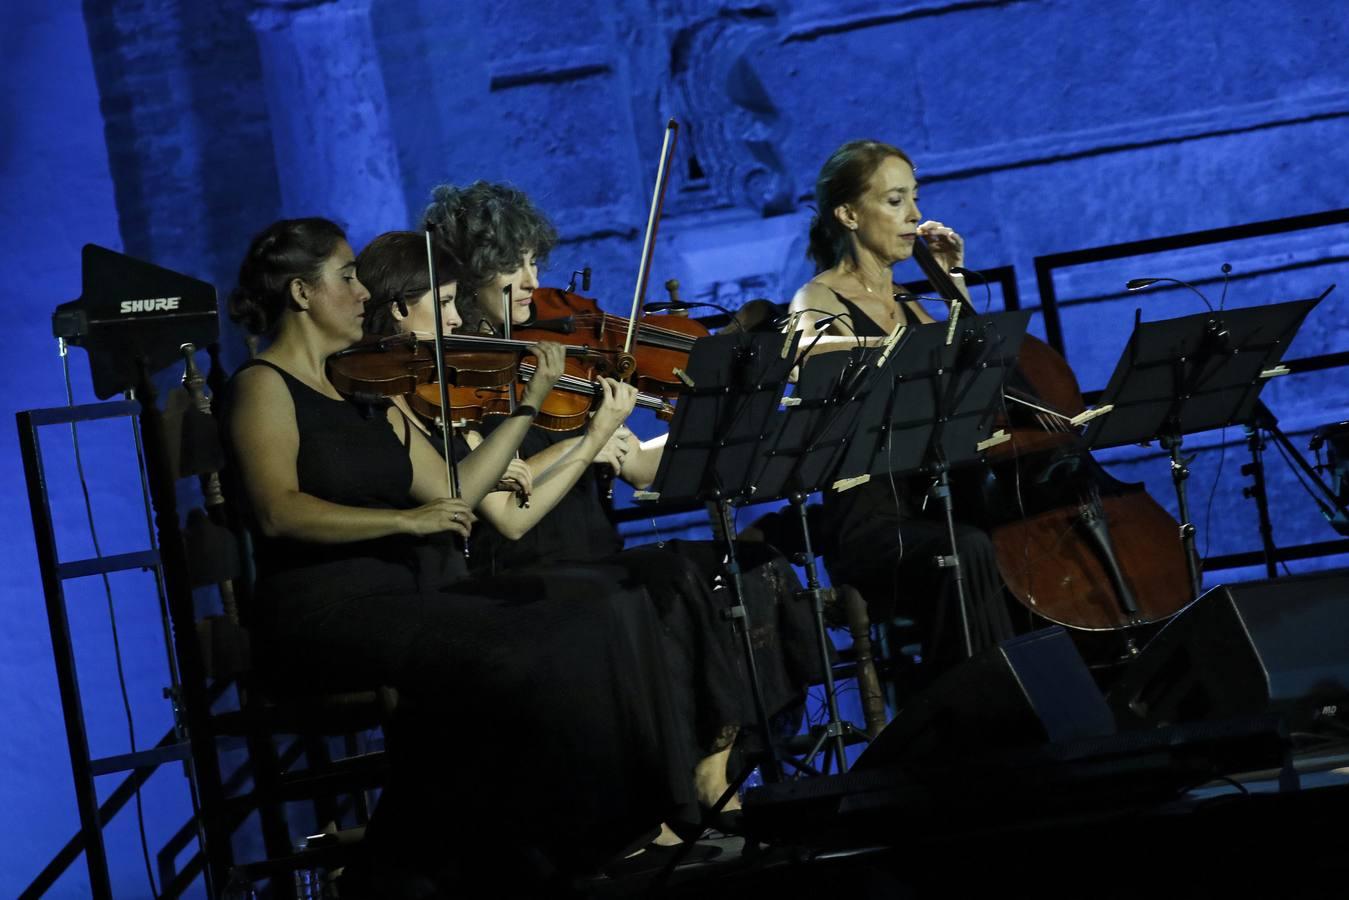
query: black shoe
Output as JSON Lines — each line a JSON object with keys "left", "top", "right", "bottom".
{"left": 701, "top": 807, "right": 746, "bottom": 837}
{"left": 602, "top": 841, "right": 723, "bottom": 877}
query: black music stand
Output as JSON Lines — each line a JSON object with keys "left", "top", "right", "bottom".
{"left": 1083, "top": 296, "right": 1323, "bottom": 598}
{"left": 748, "top": 342, "right": 910, "bottom": 774}
{"left": 828, "top": 312, "right": 1032, "bottom": 659}
{"left": 638, "top": 329, "right": 803, "bottom": 785}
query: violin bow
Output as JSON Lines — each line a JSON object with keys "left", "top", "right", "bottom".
{"left": 500, "top": 284, "right": 517, "bottom": 413}
{"left": 622, "top": 118, "right": 679, "bottom": 355}
{"left": 500, "top": 285, "right": 530, "bottom": 507}
{"left": 425, "top": 227, "right": 464, "bottom": 502}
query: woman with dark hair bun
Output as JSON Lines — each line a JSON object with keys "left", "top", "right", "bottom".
{"left": 223, "top": 218, "right": 703, "bottom": 894}
{"left": 788, "top": 140, "right": 1016, "bottom": 676}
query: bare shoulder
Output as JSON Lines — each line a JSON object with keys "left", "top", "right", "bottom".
{"left": 231, "top": 360, "right": 285, "bottom": 401}
{"left": 229, "top": 362, "right": 293, "bottom": 430}
{"left": 789, "top": 279, "right": 846, "bottom": 316}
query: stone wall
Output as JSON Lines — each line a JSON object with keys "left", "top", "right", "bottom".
{"left": 2, "top": 0, "right": 1347, "bottom": 893}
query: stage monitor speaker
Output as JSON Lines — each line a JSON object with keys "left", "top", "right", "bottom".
{"left": 1109, "top": 569, "right": 1349, "bottom": 729}
{"left": 855, "top": 626, "right": 1114, "bottom": 769}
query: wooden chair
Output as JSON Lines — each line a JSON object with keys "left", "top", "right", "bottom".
{"left": 164, "top": 345, "right": 397, "bottom": 896}
{"left": 738, "top": 505, "right": 893, "bottom": 737}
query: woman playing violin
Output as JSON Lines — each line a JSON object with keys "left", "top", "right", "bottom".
{"left": 416, "top": 182, "right": 825, "bottom": 813}
{"left": 789, "top": 139, "right": 1017, "bottom": 674}
{"left": 224, "top": 217, "right": 702, "bottom": 892}
{"left": 355, "top": 229, "right": 639, "bottom": 539}
{"left": 357, "top": 212, "right": 771, "bottom": 830}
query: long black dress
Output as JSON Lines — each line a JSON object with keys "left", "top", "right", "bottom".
{"left": 226, "top": 360, "right": 698, "bottom": 888}
{"left": 469, "top": 424, "right": 822, "bottom": 758}
{"left": 818, "top": 292, "right": 1015, "bottom": 674}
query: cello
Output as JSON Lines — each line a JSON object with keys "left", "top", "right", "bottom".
{"left": 911, "top": 240, "right": 1193, "bottom": 658}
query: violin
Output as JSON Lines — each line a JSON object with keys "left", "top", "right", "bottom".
{"left": 327, "top": 332, "right": 517, "bottom": 399}
{"left": 912, "top": 240, "right": 1191, "bottom": 649}
{"left": 328, "top": 330, "right": 667, "bottom": 431}
{"left": 409, "top": 366, "right": 675, "bottom": 432}
{"left": 515, "top": 285, "right": 709, "bottom": 398}
{"left": 327, "top": 331, "right": 623, "bottom": 401}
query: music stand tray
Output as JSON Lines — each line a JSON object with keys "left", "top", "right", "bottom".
{"left": 1082, "top": 295, "right": 1323, "bottom": 596}
{"left": 1083, "top": 298, "right": 1321, "bottom": 451}
{"left": 831, "top": 311, "right": 1031, "bottom": 488}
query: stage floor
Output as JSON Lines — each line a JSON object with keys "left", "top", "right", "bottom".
{"left": 583, "top": 735, "right": 1349, "bottom": 898}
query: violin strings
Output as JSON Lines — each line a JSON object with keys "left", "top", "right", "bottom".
{"left": 516, "top": 364, "right": 670, "bottom": 412}
{"left": 591, "top": 317, "right": 698, "bottom": 349}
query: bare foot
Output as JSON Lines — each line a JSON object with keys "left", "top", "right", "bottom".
{"left": 694, "top": 744, "right": 741, "bottom": 810}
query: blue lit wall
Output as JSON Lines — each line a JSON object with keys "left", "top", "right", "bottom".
{"left": 3, "top": 0, "right": 1348, "bottom": 894}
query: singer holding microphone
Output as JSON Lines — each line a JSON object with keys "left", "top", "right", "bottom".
{"left": 787, "top": 139, "right": 1017, "bottom": 678}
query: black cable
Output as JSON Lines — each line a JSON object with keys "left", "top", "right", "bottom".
{"left": 1203, "top": 427, "right": 1229, "bottom": 560}
{"left": 1271, "top": 432, "right": 1335, "bottom": 530}
{"left": 61, "top": 350, "right": 160, "bottom": 900}
{"left": 1268, "top": 435, "right": 1331, "bottom": 577}
{"left": 949, "top": 267, "right": 993, "bottom": 314}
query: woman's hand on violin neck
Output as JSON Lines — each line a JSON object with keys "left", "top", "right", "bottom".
{"left": 917, "top": 220, "right": 964, "bottom": 272}
{"left": 400, "top": 497, "right": 476, "bottom": 538}
{"left": 589, "top": 378, "right": 639, "bottom": 437}
{"left": 495, "top": 457, "right": 534, "bottom": 501}
{"left": 520, "top": 341, "right": 566, "bottom": 406}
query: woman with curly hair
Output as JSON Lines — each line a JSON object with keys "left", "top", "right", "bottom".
{"left": 412, "top": 182, "right": 823, "bottom": 816}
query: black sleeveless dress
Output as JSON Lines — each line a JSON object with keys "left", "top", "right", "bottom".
{"left": 469, "top": 423, "right": 822, "bottom": 754}
{"left": 819, "top": 291, "right": 1016, "bottom": 674}
{"left": 225, "top": 359, "right": 698, "bottom": 885}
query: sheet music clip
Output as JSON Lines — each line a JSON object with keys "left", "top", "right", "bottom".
{"left": 875, "top": 323, "right": 906, "bottom": 368}
{"left": 1260, "top": 365, "right": 1290, "bottom": 379}
{"left": 1069, "top": 404, "right": 1113, "bottom": 428}
{"left": 632, "top": 490, "right": 660, "bottom": 502}
{"left": 780, "top": 312, "right": 802, "bottom": 358}
{"left": 975, "top": 430, "right": 1011, "bottom": 453}
{"left": 831, "top": 473, "right": 871, "bottom": 492}
{"left": 781, "top": 396, "right": 803, "bottom": 407}
{"left": 944, "top": 301, "right": 961, "bottom": 346}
